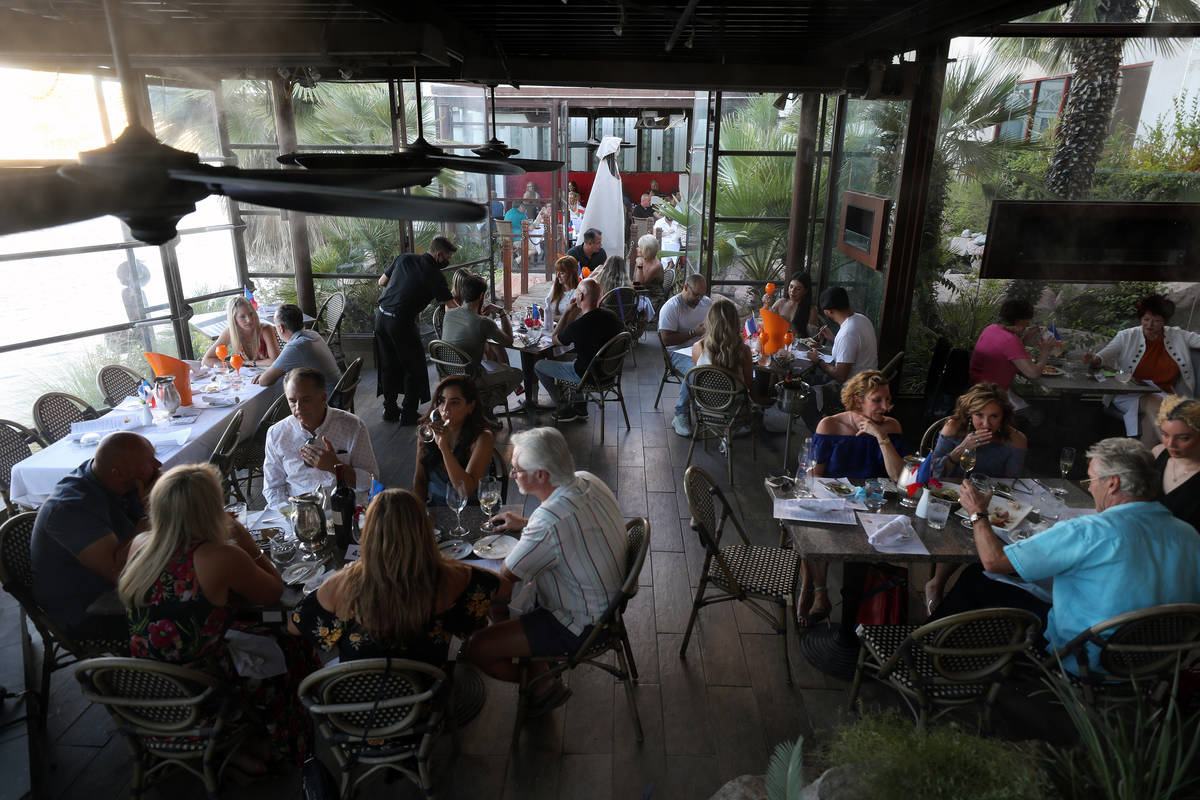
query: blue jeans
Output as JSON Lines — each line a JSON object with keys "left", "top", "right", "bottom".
{"left": 535, "top": 358, "right": 585, "bottom": 409}
{"left": 671, "top": 351, "right": 695, "bottom": 418}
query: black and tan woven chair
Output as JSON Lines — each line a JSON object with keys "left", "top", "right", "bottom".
{"left": 431, "top": 302, "right": 447, "bottom": 340}
{"left": 511, "top": 518, "right": 649, "bottom": 751}
{"left": 919, "top": 415, "right": 952, "bottom": 457}
{"left": 1053, "top": 603, "right": 1200, "bottom": 707}
{"left": 553, "top": 331, "right": 633, "bottom": 444}
{"left": 681, "top": 467, "right": 798, "bottom": 683}
{"left": 32, "top": 391, "right": 98, "bottom": 444}
{"left": 75, "top": 657, "right": 254, "bottom": 798}
{"left": 428, "top": 340, "right": 513, "bottom": 432}
{"left": 315, "top": 290, "right": 348, "bottom": 358}
{"left": 848, "top": 607, "right": 1042, "bottom": 731}
{"left": 0, "top": 513, "right": 128, "bottom": 735}
{"left": 329, "top": 357, "right": 363, "bottom": 413}
{"left": 208, "top": 409, "right": 246, "bottom": 504}
{"left": 653, "top": 330, "right": 687, "bottom": 410}
{"left": 661, "top": 266, "right": 677, "bottom": 300}
{"left": 0, "top": 420, "right": 42, "bottom": 519}
{"left": 96, "top": 364, "right": 146, "bottom": 408}
{"left": 298, "top": 657, "right": 449, "bottom": 799}
{"left": 600, "top": 287, "right": 644, "bottom": 361}
{"left": 685, "top": 364, "right": 756, "bottom": 484}
{"left": 229, "top": 393, "right": 289, "bottom": 500}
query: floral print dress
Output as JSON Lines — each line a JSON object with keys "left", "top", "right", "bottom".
{"left": 128, "top": 542, "right": 319, "bottom": 763}
{"left": 291, "top": 566, "right": 500, "bottom": 665}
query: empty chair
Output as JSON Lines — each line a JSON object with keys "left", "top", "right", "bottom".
{"left": 685, "top": 365, "right": 756, "bottom": 484}
{"left": 919, "top": 415, "right": 952, "bottom": 457}
{"left": 0, "top": 420, "right": 42, "bottom": 518}
{"left": 96, "top": 364, "right": 145, "bottom": 408}
{"left": 315, "top": 290, "right": 348, "bottom": 355}
{"left": 428, "top": 340, "right": 513, "bottom": 431}
{"left": 552, "top": 331, "right": 633, "bottom": 444}
{"left": 329, "top": 357, "right": 363, "bottom": 413}
{"left": 32, "top": 392, "right": 98, "bottom": 444}
{"left": 880, "top": 349, "right": 905, "bottom": 382}
{"left": 208, "top": 409, "right": 246, "bottom": 504}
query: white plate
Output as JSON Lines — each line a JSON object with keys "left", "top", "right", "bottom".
{"left": 954, "top": 494, "right": 1032, "bottom": 532}
{"left": 438, "top": 539, "right": 473, "bottom": 560}
{"left": 203, "top": 396, "right": 236, "bottom": 407}
{"left": 281, "top": 562, "right": 321, "bottom": 584}
{"left": 472, "top": 534, "right": 518, "bottom": 559}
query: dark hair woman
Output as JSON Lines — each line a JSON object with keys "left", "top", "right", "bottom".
{"left": 413, "top": 375, "right": 494, "bottom": 506}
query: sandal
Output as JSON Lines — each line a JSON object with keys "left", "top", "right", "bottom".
{"left": 794, "top": 584, "right": 812, "bottom": 625}
{"left": 798, "top": 587, "right": 830, "bottom": 628}
{"left": 924, "top": 580, "right": 943, "bottom": 616}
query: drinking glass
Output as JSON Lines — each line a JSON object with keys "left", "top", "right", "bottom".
{"left": 1056, "top": 447, "right": 1076, "bottom": 496}
{"left": 926, "top": 498, "right": 951, "bottom": 530}
{"left": 863, "top": 480, "right": 886, "bottom": 513}
{"left": 792, "top": 439, "right": 814, "bottom": 498}
{"left": 446, "top": 482, "right": 469, "bottom": 538}
{"left": 270, "top": 535, "right": 298, "bottom": 566}
{"left": 224, "top": 502, "right": 248, "bottom": 528}
{"left": 418, "top": 409, "right": 444, "bottom": 444}
{"left": 969, "top": 473, "right": 993, "bottom": 496}
{"left": 215, "top": 344, "right": 228, "bottom": 368}
{"left": 959, "top": 447, "right": 977, "bottom": 475}
{"left": 478, "top": 477, "right": 502, "bottom": 532}
{"left": 1116, "top": 369, "right": 1132, "bottom": 384}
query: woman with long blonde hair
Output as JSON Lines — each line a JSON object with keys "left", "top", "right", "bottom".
{"left": 690, "top": 296, "right": 753, "bottom": 389}
{"left": 201, "top": 295, "right": 279, "bottom": 368}
{"left": 288, "top": 488, "right": 506, "bottom": 662}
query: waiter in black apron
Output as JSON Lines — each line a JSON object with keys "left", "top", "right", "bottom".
{"left": 375, "top": 235, "right": 456, "bottom": 423}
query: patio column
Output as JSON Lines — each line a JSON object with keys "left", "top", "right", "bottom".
{"left": 270, "top": 75, "right": 316, "bottom": 316}
{"left": 786, "top": 92, "right": 820, "bottom": 271}
{"left": 877, "top": 42, "right": 949, "bottom": 374}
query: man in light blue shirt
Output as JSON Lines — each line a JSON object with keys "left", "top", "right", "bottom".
{"left": 949, "top": 437, "right": 1200, "bottom": 673}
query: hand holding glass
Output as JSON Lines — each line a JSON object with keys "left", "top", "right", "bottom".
{"left": 418, "top": 409, "right": 444, "bottom": 444}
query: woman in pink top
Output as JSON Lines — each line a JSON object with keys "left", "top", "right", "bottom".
{"left": 968, "top": 299, "right": 1054, "bottom": 391}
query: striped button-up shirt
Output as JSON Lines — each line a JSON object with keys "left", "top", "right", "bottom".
{"left": 505, "top": 471, "right": 627, "bottom": 635}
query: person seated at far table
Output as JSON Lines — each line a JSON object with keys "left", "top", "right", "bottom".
{"left": 544, "top": 256, "right": 581, "bottom": 328}
{"left": 771, "top": 271, "right": 821, "bottom": 340}
{"left": 252, "top": 303, "right": 341, "bottom": 389}
{"left": 924, "top": 382, "right": 1028, "bottom": 614}
{"left": 201, "top": 294, "right": 279, "bottom": 369}
{"left": 449, "top": 267, "right": 507, "bottom": 365}
{"left": 442, "top": 273, "right": 524, "bottom": 423}
{"left": 31, "top": 431, "right": 160, "bottom": 641}
{"left": 660, "top": 274, "right": 715, "bottom": 438}
{"left": 803, "top": 286, "right": 879, "bottom": 432}
{"left": 288, "top": 488, "right": 505, "bottom": 666}
{"left": 1083, "top": 294, "right": 1200, "bottom": 447}
{"left": 800, "top": 370, "right": 909, "bottom": 626}
{"left": 933, "top": 438, "right": 1200, "bottom": 674}
{"left": 690, "top": 297, "right": 756, "bottom": 398}
{"left": 534, "top": 278, "right": 624, "bottom": 424}
{"left": 413, "top": 376, "right": 495, "bottom": 507}
{"left": 263, "top": 367, "right": 379, "bottom": 510}
{"left": 466, "top": 428, "right": 627, "bottom": 716}
{"left": 597, "top": 255, "right": 654, "bottom": 323}
{"left": 1152, "top": 396, "right": 1200, "bottom": 532}
{"left": 566, "top": 228, "right": 608, "bottom": 275}
{"left": 120, "top": 463, "right": 319, "bottom": 770}
{"left": 634, "top": 234, "right": 667, "bottom": 311}
{"left": 967, "top": 299, "right": 1054, "bottom": 402}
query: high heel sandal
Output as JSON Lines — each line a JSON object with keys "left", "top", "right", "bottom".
{"left": 924, "top": 581, "right": 943, "bottom": 616}
{"left": 798, "top": 586, "right": 830, "bottom": 627}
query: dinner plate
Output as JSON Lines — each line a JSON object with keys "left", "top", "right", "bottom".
{"left": 1041, "top": 365, "right": 1065, "bottom": 376}
{"left": 925, "top": 481, "right": 961, "bottom": 505}
{"left": 472, "top": 534, "right": 518, "bottom": 559}
{"left": 439, "top": 539, "right": 473, "bottom": 560}
{"left": 817, "top": 479, "right": 854, "bottom": 497}
{"left": 203, "top": 396, "right": 236, "bottom": 407}
{"left": 954, "top": 494, "right": 1032, "bottom": 532}
{"left": 281, "top": 562, "right": 321, "bottom": 584}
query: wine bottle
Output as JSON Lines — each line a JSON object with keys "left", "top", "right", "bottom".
{"left": 331, "top": 463, "right": 354, "bottom": 550}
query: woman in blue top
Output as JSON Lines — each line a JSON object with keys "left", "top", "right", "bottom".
{"left": 800, "top": 370, "right": 909, "bottom": 625}
{"left": 924, "top": 383, "right": 1028, "bottom": 614}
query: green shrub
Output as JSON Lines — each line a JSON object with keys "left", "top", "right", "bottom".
{"left": 1051, "top": 281, "right": 1166, "bottom": 339}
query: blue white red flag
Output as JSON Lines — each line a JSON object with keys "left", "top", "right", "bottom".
{"left": 244, "top": 286, "right": 257, "bottom": 308}
{"left": 743, "top": 316, "right": 757, "bottom": 339}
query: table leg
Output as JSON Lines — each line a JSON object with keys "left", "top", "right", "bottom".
{"left": 797, "top": 561, "right": 867, "bottom": 680}
{"left": 450, "top": 660, "right": 489, "bottom": 726}
{"left": 519, "top": 350, "right": 541, "bottom": 407}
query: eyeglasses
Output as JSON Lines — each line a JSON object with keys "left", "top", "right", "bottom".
{"left": 509, "top": 463, "right": 528, "bottom": 476}
{"left": 1079, "top": 474, "right": 1115, "bottom": 489}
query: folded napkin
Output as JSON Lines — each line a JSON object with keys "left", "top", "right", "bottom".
{"left": 866, "top": 515, "right": 916, "bottom": 547}
{"left": 224, "top": 629, "right": 287, "bottom": 679}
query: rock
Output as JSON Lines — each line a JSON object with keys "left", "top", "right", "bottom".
{"left": 800, "top": 765, "right": 871, "bottom": 799}
{"left": 706, "top": 773, "right": 767, "bottom": 800}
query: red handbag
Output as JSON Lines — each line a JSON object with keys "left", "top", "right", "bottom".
{"left": 856, "top": 563, "right": 909, "bottom": 626}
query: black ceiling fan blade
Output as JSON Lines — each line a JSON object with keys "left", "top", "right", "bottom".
{"left": 279, "top": 150, "right": 526, "bottom": 177}
{"left": 0, "top": 166, "right": 120, "bottom": 236}
{"left": 169, "top": 169, "right": 487, "bottom": 223}
{"left": 188, "top": 163, "right": 439, "bottom": 190}
{"left": 508, "top": 157, "right": 566, "bottom": 173}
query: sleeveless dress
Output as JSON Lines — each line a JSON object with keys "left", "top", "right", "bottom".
{"left": 811, "top": 432, "right": 910, "bottom": 479}
{"left": 1156, "top": 450, "right": 1200, "bottom": 532}
{"left": 420, "top": 433, "right": 477, "bottom": 506}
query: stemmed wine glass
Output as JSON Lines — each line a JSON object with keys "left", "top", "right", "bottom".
{"left": 446, "top": 481, "right": 469, "bottom": 539}
{"left": 418, "top": 409, "right": 444, "bottom": 444}
{"left": 1054, "top": 447, "right": 1076, "bottom": 497}
{"left": 478, "top": 477, "right": 502, "bottom": 533}
{"left": 215, "top": 344, "right": 228, "bottom": 370}
{"left": 960, "top": 446, "right": 977, "bottom": 476}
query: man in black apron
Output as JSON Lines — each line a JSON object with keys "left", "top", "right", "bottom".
{"left": 375, "top": 235, "right": 455, "bottom": 423}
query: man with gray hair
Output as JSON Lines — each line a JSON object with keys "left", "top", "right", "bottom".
{"left": 936, "top": 437, "right": 1200, "bottom": 673}
{"left": 466, "top": 427, "right": 627, "bottom": 714}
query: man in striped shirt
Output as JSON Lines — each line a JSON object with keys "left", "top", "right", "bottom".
{"left": 466, "top": 427, "right": 627, "bottom": 714}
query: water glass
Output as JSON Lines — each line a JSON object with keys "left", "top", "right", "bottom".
{"left": 1116, "top": 369, "right": 1132, "bottom": 384}
{"left": 270, "top": 535, "right": 298, "bottom": 566}
{"left": 863, "top": 480, "right": 886, "bottom": 513}
{"left": 926, "top": 498, "right": 951, "bottom": 530}
{"left": 969, "top": 474, "right": 993, "bottom": 496}
{"left": 224, "top": 502, "right": 248, "bottom": 527}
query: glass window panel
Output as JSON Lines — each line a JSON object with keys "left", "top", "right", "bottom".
{"left": 295, "top": 82, "right": 393, "bottom": 146}
{"left": 1031, "top": 78, "right": 1065, "bottom": 138}
{"left": 0, "top": 215, "right": 128, "bottom": 258}
{"left": 243, "top": 212, "right": 291, "bottom": 275}
{"left": 220, "top": 79, "right": 277, "bottom": 145}
{"left": 2, "top": 68, "right": 111, "bottom": 158}
{"left": 177, "top": 194, "right": 234, "bottom": 231}
{"left": 149, "top": 83, "right": 220, "bottom": 158}
{"left": 174, "top": 229, "right": 239, "bottom": 298}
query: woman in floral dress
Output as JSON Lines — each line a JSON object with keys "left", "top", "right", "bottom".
{"left": 288, "top": 488, "right": 506, "bottom": 665}
{"left": 119, "top": 463, "right": 318, "bottom": 771}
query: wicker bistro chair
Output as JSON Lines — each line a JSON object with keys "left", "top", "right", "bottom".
{"left": 489, "top": 449, "right": 509, "bottom": 505}
{"left": 329, "top": 357, "right": 363, "bottom": 413}
{"left": 0, "top": 513, "right": 128, "bottom": 735}
{"left": 428, "top": 340, "right": 513, "bottom": 432}
{"left": 652, "top": 330, "right": 686, "bottom": 410}
{"left": 919, "top": 415, "right": 952, "bottom": 457}
{"left": 96, "top": 364, "right": 146, "bottom": 408}
{"left": 229, "top": 393, "right": 289, "bottom": 501}
{"left": 315, "top": 291, "right": 348, "bottom": 358}
{"left": 600, "top": 287, "right": 645, "bottom": 362}
{"left": 75, "top": 657, "right": 254, "bottom": 799}
{"left": 685, "top": 365, "right": 756, "bottom": 484}
{"left": 848, "top": 607, "right": 1043, "bottom": 731}
{"left": 1, "top": 419, "right": 43, "bottom": 518}
{"left": 511, "top": 518, "right": 650, "bottom": 751}
{"left": 208, "top": 409, "right": 246, "bottom": 505}
{"left": 553, "top": 332, "right": 634, "bottom": 444}
{"left": 431, "top": 303, "right": 447, "bottom": 340}
{"left": 1053, "top": 603, "right": 1200, "bottom": 706}
{"left": 32, "top": 391, "right": 99, "bottom": 444}
{"left": 681, "top": 467, "right": 799, "bottom": 683}
{"left": 298, "top": 658, "right": 449, "bottom": 800}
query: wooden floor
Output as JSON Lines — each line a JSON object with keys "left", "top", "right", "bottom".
{"left": 4, "top": 334, "right": 1077, "bottom": 799}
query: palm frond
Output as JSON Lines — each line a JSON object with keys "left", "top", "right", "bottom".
{"left": 764, "top": 737, "right": 805, "bottom": 800}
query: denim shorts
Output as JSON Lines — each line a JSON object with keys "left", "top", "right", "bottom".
{"left": 519, "top": 607, "right": 593, "bottom": 656}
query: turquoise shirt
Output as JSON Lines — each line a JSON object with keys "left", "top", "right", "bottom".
{"left": 1005, "top": 501, "right": 1200, "bottom": 673}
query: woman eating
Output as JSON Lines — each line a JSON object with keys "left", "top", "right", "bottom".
{"left": 634, "top": 234, "right": 667, "bottom": 311}
{"left": 924, "top": 383, "right": 1028, "bottom": 613}
{"left": 770, "top": 272, "right": 820, "bottom": 339}
{"left": 800, "top": 371, "right": 909, "bottom": 624}
{"left": 201, "top": 295, "right": 279, "bottom": 368}
{"left": 1084, "top": 294, "right": 1200, "bottom": 446}
{"left": 690, "top": 297, "right": 754, "bottom": 393}
{"left": 119, "top": 464, "right": 316, "bottom": 770}
{"left": 597, "top": 255, "right": 654, "bottom": 323}
{"left": 967, "top": 299, "right": 1053, "bottom": 404}
{"left": 288, "top": 488, "right": 505, "bottom": 664}
{"left": 544, "top": 255, "right": 581, "bottom": 328}
{"left": 1152, "top": 396, "right": 1200, "bottom": 532}
{"left": 413, "top": 375, "right": 495, "bottom": 506}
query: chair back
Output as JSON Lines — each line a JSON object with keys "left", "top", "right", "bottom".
{"left": 662, "top": 267, "right": 676, "bottom": 297}
{"left": 96, "top": 364, "right": 145, "bottom": 408}
{"left": 428, "top": 340, "right": 477, "bottom": 380}
{"left": 0, "top": 420, "right": 41, "bottom": 511}
{"left": 298, "top": 658, "right": 446, "bottom": 743}
{"left": 432, "top": 303, "right": 447, "bottom": 340}
{"left": 578, "top": 332, "right": 633, "bottom": 390}
{"left": 316, "top": 291, "right": 347, "bottom": 344}
{"left": 32, "top": 392, "right": 98, "bottom": 444}
{"left": 658, "top": 331, "right": 683, "bottom": 375}
{"left": 920, "top": 415, "right": 951, "bottom": 457}
{"left": 566, "top": 518, "right": 650, "bottom": 667}
{"left": 905, "top": 608, "right": 1041, "bottom": 686}
{"left": 242, "top": 393, "right": 289, "bottom": 457}
{"left": 683, "top": 466, "right": 743, "bottom": 554}
{"left": 1061, "top": 603, "right": 1200, "bottom": 684}
{"left": 75, "top": 657, "right": 229, "bottom": 735}
{"left": 329, "top": 357, "right": 363, "bottom": 412}
{"left": 489, "top": 449, "right": 510, "bottom": 504}
{"left": 208, "top": 410, "right": 244, "bottom": 469}
{"left": 600, "top": 287, "right": 640, "bottom": 326}
{"left": 686, "top": 365, "right": 745, "bottom": 417}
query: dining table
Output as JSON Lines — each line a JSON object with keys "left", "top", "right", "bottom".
{"left": 9, "top": 365, "right": 283, "bottom": 508}
{"left": 775, "top": 476, "right": 1094, "bottom": 679}
{"left": 513, "top": 329, "right": 571, "bottom": 410}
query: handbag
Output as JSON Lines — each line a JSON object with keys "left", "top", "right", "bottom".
{"left": 855, "top": 563, "right": 908, "bottom": 626}
{"left": 301, "top": 658, "right": 393, "bottom": 800}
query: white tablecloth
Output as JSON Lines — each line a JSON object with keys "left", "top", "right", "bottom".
{"left": 9, "top": 377, "right": 283, "bottom": 508}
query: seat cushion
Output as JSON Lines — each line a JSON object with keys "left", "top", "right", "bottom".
{"left": 708, "top": 544, "right": 798, "bottom": 599}
{"left": 858, "top": 624, "right": 1001, "bottom": 700}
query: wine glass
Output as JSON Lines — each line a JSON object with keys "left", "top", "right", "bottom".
{"left": 478, "top": 477, "right": 502, "bottom": 532}
{"left": 215, "top": 344, "right": 228, "bottom": 367}
{"left": 230, "top": 353, "right": 243, "bottom": 375}
{"left": 446, "top": 481, "right": 469, "bottom": 538}
{"left": 418, "top": 409, "right": 444, "bottom": 444}
{"left": 960, "top": 446, "right": 977, "bottom": 475}
{"left": 863, "top": 480, "right": 886, "bottom": 513}
{"left": 1055, "top": 446, "right": 1076, "bottom": 497}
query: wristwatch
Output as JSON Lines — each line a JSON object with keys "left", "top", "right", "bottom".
{"left": 969, "top": 511, "right": 988, "bottom": 525}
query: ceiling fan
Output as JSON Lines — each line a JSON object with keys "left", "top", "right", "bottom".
{"left": 470, "top": 85, "right": 565, "bottom": 172}
{"left": 0, "top": 1, "right": 486, "bottom": 246}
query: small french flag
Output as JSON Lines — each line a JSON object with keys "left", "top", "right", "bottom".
{"left": 1048, "top": 321, "right": 1061, "bottom": 342}
{"left": 244, "top": 286, "right": 258, "bottom": 308}
{"left": 743, "top": 315, "right": 757, "bottom": 339}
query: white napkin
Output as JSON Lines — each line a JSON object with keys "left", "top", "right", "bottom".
{"left": 866, "top": 515, "right": 916, "bottom": 547}
{"left": 224, "top": 629, "right": 287, "bottom": 678}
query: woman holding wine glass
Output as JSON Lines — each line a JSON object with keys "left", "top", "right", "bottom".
{"left": 201, "top": 295, "right": 279, "bottom": 368}
{"left": 413, "top": 375, "right": 495, "bottom": 507}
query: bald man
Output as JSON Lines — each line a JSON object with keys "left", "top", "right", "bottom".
{"left": 31, "top": 431, "right": 160, "bottom": 637}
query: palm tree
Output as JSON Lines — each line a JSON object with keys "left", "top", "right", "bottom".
{"left": 996, "top": 0, "right": 1200, "bottom": 199}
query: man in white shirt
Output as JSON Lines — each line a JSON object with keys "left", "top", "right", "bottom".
{"left": 657, "top": 273, "right": 714, "bottom": 436}
{"left": 263, "top": 367, "right": 379, "bottom": 509}
{"left": 466, "top": 427, "right": 627, "bottom": 716}
{"left": 807, "top": 286, "right": 878, "bottom": 385}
